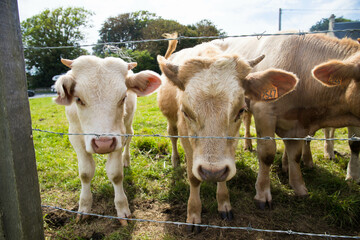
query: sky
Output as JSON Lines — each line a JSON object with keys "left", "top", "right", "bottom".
{"left": 17, "top": 0, "right": 360, "bottom": 47}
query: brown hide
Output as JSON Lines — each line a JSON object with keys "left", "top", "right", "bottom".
{"left": 212, "top": 33, "right": 360, "bottom": 205}
{"left": 216, "top": 34, "right": 360, "bottom": 136}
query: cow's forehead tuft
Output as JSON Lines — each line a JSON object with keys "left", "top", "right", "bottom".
{"left": 72, "top": 56, "right": 129, "bottom": 76}
{"left": 184, "top": 64, "right": 244, "bottom": 106}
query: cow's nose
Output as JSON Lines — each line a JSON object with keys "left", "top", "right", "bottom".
{"left": 198, "top": 165, "right": 229, "bottom": 182}
{"left": 91, "top": 137, "right": 117, "bottom": 154}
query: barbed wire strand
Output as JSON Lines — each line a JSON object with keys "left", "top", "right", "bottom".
{"left": 24, "top": 29, "right": 360, "bottom": 50}
{"left": 32, "top": 128, "right": 360, "bottom": 142}
{"left": 41, "top": 205, "right": 360, "bottom": 239}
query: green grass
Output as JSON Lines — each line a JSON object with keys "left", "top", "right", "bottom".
{"left": 30, "top": 94, "right": 360, "bottom": 240}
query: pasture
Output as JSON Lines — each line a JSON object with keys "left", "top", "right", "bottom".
{"left": 30, "top": 94, "right": 360, "bottom": 239}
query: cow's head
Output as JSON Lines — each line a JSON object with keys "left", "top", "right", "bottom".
{"left": 312, "top": 52, "right": 360, "bottom": 87}
{"left": 54, "top": 56, "right": 161, "bottom": 154}
{"left": 158, "top": 54, "right": 298, "bottom": 182}
{"left": 312, "top": 51, "right": 360, "bottom": 115}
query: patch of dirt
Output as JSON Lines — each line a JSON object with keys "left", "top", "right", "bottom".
{"left": 44, "top": 211, "right": 70, "bottom": 229}
{"left": 43, "top": 195, "right": 360, "bottom": 240}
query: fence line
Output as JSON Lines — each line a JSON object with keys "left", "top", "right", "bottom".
{"left": 24, "top": 29, "right": 360, "bottom": 50}
{"left": 32, "top": 128, "right": 360, "bottom": 142}
{"left": 42, "top": 205, "right": 360, "bottom": 239}
{"left": 35, "top": 128, "right": 360, "bottom": 239}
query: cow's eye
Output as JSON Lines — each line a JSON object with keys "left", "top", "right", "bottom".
{"left": 119, "top": 95, "right": 127, "bottom": 106}
{"left": 76, "top": 97, "right": 85, "bottom": 106}
{"left": 182, "top": 110, "right": 190, "bottom": 119}
{"left": 235, "top": 107, "right": 246, "bottom": 122}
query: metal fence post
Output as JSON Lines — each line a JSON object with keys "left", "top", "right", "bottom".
{"left": 0, "top": 0, "right": 45, "bottom": 239}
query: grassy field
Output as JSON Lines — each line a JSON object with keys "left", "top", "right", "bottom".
{"left": 30, "top": 94, "right": 360, "bottom": 240}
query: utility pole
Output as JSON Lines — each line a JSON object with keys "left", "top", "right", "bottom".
{"left": 278, "top": 8, "right": 282, "bottom": 31}
{"left": 0, "top": 0, "right": 45, "bottom": 239}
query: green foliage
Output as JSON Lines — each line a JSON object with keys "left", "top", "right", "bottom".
{"left": 310, "top": 15, "right": 354, "bottom": 32}
{"left": 93, "top": 11, "right": 225, "bottom": 72}
{"left": 129, "top": 50, "right": 158, "bottom": 73}
{"left": 21, "top": 7, "right": 93, "bottom": 88}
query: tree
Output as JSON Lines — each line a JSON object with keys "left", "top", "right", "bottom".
{"left": 21, "top": 7, "right": 93, "bottom": 88}
{"left": 310, "top": 15, "right": 353, "bottom": 32}
{"left": 93, "top": 10, "right": 157, "bottom": 55}
{"left": 188, "top": 19, "right": 225, "bottom": 40}
{"left": 94, "top": 12, "right": 225, "bottom": 73}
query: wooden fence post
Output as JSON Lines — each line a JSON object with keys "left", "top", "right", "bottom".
{"left": 0, "top": 0, "right": 44, "bottom": 239}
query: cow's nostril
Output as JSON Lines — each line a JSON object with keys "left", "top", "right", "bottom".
{"left": 198, "top": 165, "right": 208, "bottom": 180}
{"left": 110, "top": 137, "right": 117, "bottom": 149}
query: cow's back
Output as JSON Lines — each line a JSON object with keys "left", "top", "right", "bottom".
{"left": 214, "top": 34, "right": 360, "bottom": 111}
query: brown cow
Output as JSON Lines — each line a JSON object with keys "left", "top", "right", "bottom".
{"left": 157, "top": 34, "right": 299, "bottom": 231}
{"left": 210, "top": 34, "right": 360, "bottom": 208}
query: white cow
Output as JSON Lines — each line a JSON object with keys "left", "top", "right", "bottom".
{"left": 54, "top": 55, "right": 161, "bottom": 225}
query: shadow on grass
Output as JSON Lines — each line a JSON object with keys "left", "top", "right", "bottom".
{"left": 271, "top": 152, "right": 360, "bottom": 229}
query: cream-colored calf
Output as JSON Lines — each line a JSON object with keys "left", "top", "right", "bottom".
{"left": 54, "top": 55, "right": 161, "bottom": 225}
{"left": 157, "top": 36, "right": 298, "bottom": 232}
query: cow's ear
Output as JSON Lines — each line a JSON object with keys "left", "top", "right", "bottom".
{"left": 312, "top": 60, "right": 359, "bottom": 86}
{"left": 157, "top": 55, "right": 184, "bottom": 91}
{"left": 126, "top": 70, "right": 162, "bottom": 97}
{"left": 128, "top": 62, "right": 137, "bottom": 70}
{"left": 53, "top": 73, "right": 75, "bottom": 105}
{"left": 242, "top": 68, "right": 298, "bottom": 101}
{"left": 61, "top": 58, "right": 73, "bottom": 68}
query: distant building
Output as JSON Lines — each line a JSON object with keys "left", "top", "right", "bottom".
{"left": 328, "top": 14, "right": 360, "bottom": 40}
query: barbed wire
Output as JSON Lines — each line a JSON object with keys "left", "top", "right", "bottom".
{"left": 42, "top": 205, "right": 360, "bottom": 239}
{"left": 23, "top": 29, "right": 360, "bottom": 50}
{"left": 32, "top": 128, "right": 360, "bottom": 142}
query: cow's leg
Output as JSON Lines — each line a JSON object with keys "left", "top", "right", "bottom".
{"left": 168, "top": 122, "right": 180, "bottom": 168}
{"left": 179, "top": 138, "right": 201, "bottom": 233}
{"left": 77, "top": 152, "right": 95, "bottom": 222}
{"left": 253, "top": 113, "right": 276, "bottom": 209}
{"left": 243, "top": 111, "right": 253, "bottom": 151}
{"left": 70, "top": 135, "right": 95, "bottom": 222}
{"left": 282, "top": 147, "right": 289, "bottom": 173}
{"left": 187, "top": 173, "right": 201, "bottom": 233}
{"left": 69, "top": 133, "right": 95, "bottom": 222}
{"left": 107, "top": 151, "right": 131, "bottom": 226}
{"left": 302, "top": 140, "right": 314, "bottom": 168}
{"left": 122, "top": 93, "right": 136, "bottom": 167}
{"left": 254, "top": 136, "right": 276, "bottom": 209}
{"left": 284, "top": 140, "right": 308, "bottom": 196}
{"left": 217, "top": 181, "right": 233, "bottom": 220}
{"left": 122, "top": 127, "right": 133, "bottom": 167}
{"left": 347, "top": 127, "right": 360, "bottom": 182}
{"left": 324, "top": 128, "right": 336, "bottom": 159}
